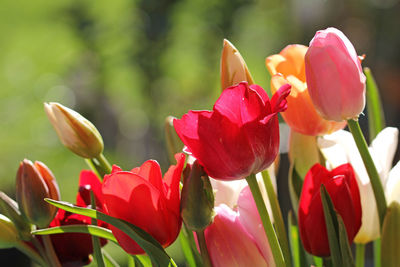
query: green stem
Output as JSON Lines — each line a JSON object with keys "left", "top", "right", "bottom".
{"left": 355, "top": 243, "right": 365, "bottom": 267}
{"left": 261, "top": 170, "right": 291, "bottom": 267}
{"left": 195, "top": 230, "right": 213, "bottom": 267}
{"left": 347, "top": 119, "right": 387, "bottom": 227}
{"left": 42, "top": 235, "right": 61, "bottom": 267}
{"left": 85, "top": 158, "right": 102, "bottom": 179}
{"left": 90, "top": 153, "right": 112, "bottom": 179}
{"left": 91, "top": 191, "right": 105, "bottom": 267}
{"left": 31, "top": 237, "right": 48, "bottom": 264}
{"left": 246, "top": 174, "right": 285, "bottom": 266}
{"left": 16, "top": 241, "right": 48, "bottom": 267}
{"left": 373, "top": 239, "right": 381, "bottom": 267}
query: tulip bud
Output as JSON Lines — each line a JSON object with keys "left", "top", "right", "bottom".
{"left": 165, "top": 116, "right": 184, "bottom": 163}
{"left": 298, "top": 163, "right": 362, "bottom": 257}
{"left": 305, "top": 28, "right": 366, "bottom": 122}
{"left": 181, "top": 160, "right": 214, "bottom": 231}
{"left": 0, "top": 192, "right": 31, "bottom": 240}
{"left": 288, "top": 130, "right": 320, "bottom": 178}
{"left": 16, "top": 160, "right": 60, "bottom": 228}
{"left": 0, "top": 214, "right": 19, "bottom": 249}
{"left": 44, "top": 102, "right": 104, "bottom": 158}
{"left": 381, "top": 201, "right": 400, "bottom": 267}
{"left": 220, "top": 39, "right": 254, "bottom": 90}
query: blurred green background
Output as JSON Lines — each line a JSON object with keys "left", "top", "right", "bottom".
{"left": 0, "top": 0, "right": 399, "bottom": 266}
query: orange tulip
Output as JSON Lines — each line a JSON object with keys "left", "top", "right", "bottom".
{"left": 266, "top": 45, "right": 346, "bottom": 136}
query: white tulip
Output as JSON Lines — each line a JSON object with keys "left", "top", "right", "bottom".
{"left": 318, "top": 127, "right": 399, "bottom": 244}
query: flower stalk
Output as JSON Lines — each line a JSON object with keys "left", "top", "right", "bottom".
{"left": 246, "top": 173, "right": 286, "bottom": 266}
{"left": 347, "top": 119, "right": 387, "bottom": 227}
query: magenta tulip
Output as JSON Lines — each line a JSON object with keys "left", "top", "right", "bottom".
{"left": 174, "top": 81, "right": 290, "bottom": 180}
{"left": 305, "top": 27, "right": 366, "bottom": 122}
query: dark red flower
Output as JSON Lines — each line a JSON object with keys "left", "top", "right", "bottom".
{"left": 101, "top": 153, "right": 185, "bottom": 255}
{"left": 298, "top": 163, "right": 362, "bottom": 257}
{"left": 174, "top": 82, "right": 290, "bottom": 180}
{"left": 49, "top": 170, "right": 107, "bottom": 266}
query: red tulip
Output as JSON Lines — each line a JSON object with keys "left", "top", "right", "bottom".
{"left": 101, "top": 153, "right": 185, "bottom": 254}
{"left": 174, "top": 82, "right": 290, "bottom": 180}
{"left": 298, "top": 163, "right": 362, "bottom": 256}
{"left": 305, "top": 28, "right": 366, "bottom": 122}
{"left": 49, "top": 170, "right": 107, "bottom": 266}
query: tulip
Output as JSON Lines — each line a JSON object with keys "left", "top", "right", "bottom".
{"left": 49, "top": 169, "right": 107, "bottom": 265}
{"left": 0, "top": 214, "right": 19, "bottom": 249}
{"left": 44, "top": 102, "right": 104, "bottom": 158}
{"left": 298, "top": 163, "right": 362, "bottom": 257}
{"left": 102, "top": 153, "right": 185, "bottom": 254}
{"left": 204, "top": 185, "right": 274, "bottom": 267}
{"left": 220, "top": 39, "right": 254, "bottom": 90}
{"left": 0, "top": 192, "right": 31, "bottom": 240}
{"left": 16, "top": 160, "right": 60, "bottom": 228}
{"left": 305, "top": 27, "right": 366, "bottom": 122}
{"left": 266, "top": 45, "right": 346, "bottom": 135}
{"left": 174, "top": 81, "right": 290, "bottom": 180}
{"left": 318, "top": 127, "right": 398, "bottom": 243}
{"left": 180, "top": 160, "right": 214, "bottom": 231}
{"left": 76, "top": 170, "right": 104, "bottom": 209}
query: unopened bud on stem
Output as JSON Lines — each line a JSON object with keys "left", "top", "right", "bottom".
{"left": 181, "top": 160, "right": 214, "bottom": 231}
{"left": 44, "top": 102, "right": 104, "bottom": 159}
{"left": 16, "top": 160, "right": 60, "bottom": 228}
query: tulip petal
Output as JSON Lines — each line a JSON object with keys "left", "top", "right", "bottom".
{"left": 131, "top": 160, "right": 164, "bottom": 194}
{"left": 205, "top": 205, "right": 268, "bottom": 267}
{"left": 76, "top": 170, "right": 103, "bottom": 208}
{"left": 237, "top": 186, "right": 274, "bottom": 266}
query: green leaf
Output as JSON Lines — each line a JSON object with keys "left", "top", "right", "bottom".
{"left": 337, "top": 216, "right": 355, "bottom": 267}
{"left": 179, "top": 227, "right": 201, "bottom": 267}
{"left": 288, "top": 161, "right": 303, "bottom": 217}
{"left": 320, "top": 185, "right": 342, "bottom": 267}
{"left": 365, "top": 67, "right": 385, "bottom": 142}
{"left": 287, "top": 211, "right": 313, "bottom": 267}
{"left": 381, "top": 201, "right": 400, "bottom": 267}
{"left": 32, "top": 224, "right": 118, "bottom": 244}
{"left": 91, "top": 191, "right": 106, "bottom": 267}
{"left": 102, "top": 249, "right": 120, "bottom": 267}
{"left": 129, "top": 255, "right": 152, "bottom": 267}
{"left": 45, "top": 199, "right": 173, "bottom": 267}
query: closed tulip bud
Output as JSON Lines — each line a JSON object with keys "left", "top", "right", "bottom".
{"left": 0, "top": 192, "right": 31, "bottom": 240}
{"left": 381, "top": 201, "right": 400, "bottom": 267}
{"left": 165, "top": 116, "right": 184, "bottom": 163}
{"left": 305, "top": 28, "right": 366, "bottom": 122}
{"left": 298, "top": 163, "right": 362, "bottom": 257}
{"left": 0, "top": 214, "right": 19, "bottom": 249}
{"left": 44, "top": 102, "right": 104, "bottom": 159}
{"left": 181, "top": 160, "right": 214, "bottom": 231}
{"left": 220, "top": 39, "right": 254, "bottom": 90}
{"left": 16, "top": 160, "right": 60, "bottom": 228}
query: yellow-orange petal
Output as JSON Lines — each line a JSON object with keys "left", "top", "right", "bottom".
{"left": 220, "top": 39, "right": 254, "bottom": 90}
{"left": 271, "top": 74, "right": 346, "bottom": 136}
{"left": 266, "top": 45, "right": 308, "bottom": 82}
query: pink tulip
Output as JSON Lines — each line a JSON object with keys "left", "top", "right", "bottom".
{"left": 204, "top": 186, "right": 274, "bottom": 267}
{"left": 305, "top": 27, "right": 366, "bottom": 122}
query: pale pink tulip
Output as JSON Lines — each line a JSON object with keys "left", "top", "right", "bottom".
{"left": 305, "top": 27, "right": 366, "bottom": 122}
{"left": 204, "top": 204, "right": 272, "bottom": 267}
